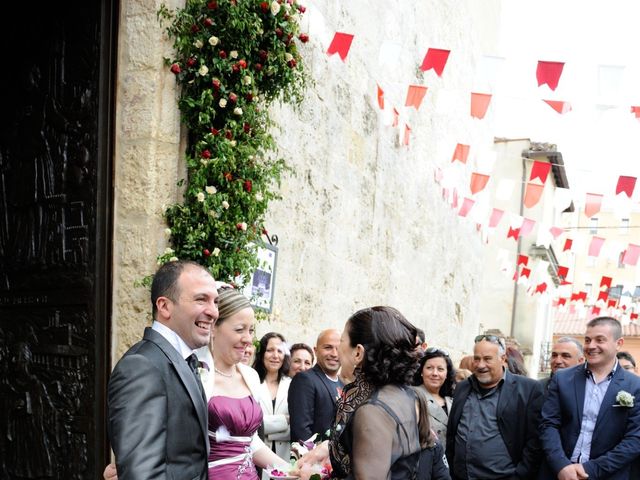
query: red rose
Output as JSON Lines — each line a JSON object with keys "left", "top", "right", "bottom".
{"left": 211, "top": 127, "right": 220, "bottom": 136}
{"left": 275, "top": 28, "right": 283, "bottom": 38}
{"left": 207, "top": 0, "right": 218, "bottom": 8}
{"left": 254, "top": 63, "right": 263, "bottom": 72}
{"left": 299, "top": 33, "right": 309, "bottom": 43}
{"left": 212, "top": 78, "right": 221, "bottom": 91}
{"left": 203, "top": 249, "right": 211, "bottom": 257}
{"left": 238, "top": 59, "right": 247, "bottom": 69}
{"left": 191, "top": 24, "right": 200, "bottom": 33}
{"left": 245, "top": 93, "right": 254, "bottom": 102}
{"left": 225, "top": 130, "right": 233, "bottom": 140}
{"left": 219, "top": 50, "right": 227, "bottom": 59}
{"left": 201, "top": 150, "right": 211, "bottom": 159}
{"left": 243, "top": 123, "right": 251, "bottom": 133}
{"left": 287, "top": 59, "right": 297, "bottom": 68}
{"left": 298, "top": 4, "right": 306, "bottom": 13}
{"left": 187, "top": 57, "right": 197, "bottom": 68}
{"left": 203, "top": 18, "right": 214, "bottom": 27}
{"left": 236, "top": 223, "right": 243, "bottom": 231}
{"left": 244, "top": 180, "right": 252, "bottom": 192}
{"left": 170, "top": 63, "right": 181, "bottom": 74}
{"left": 258, "top": 50, "right": 268, "bottom": 61}
{"left": 260, "top": 1, "right": 269, "bottom": 12}
{"left": 224, "top": 172, "right": 233, "bottom": 181}
{"left": 228, "top": 93, "right": 238, "bottom": 104}
{"left": 262, "top": 227, "right": 269, "bottom": 236}
{"left": 232, "top": 63, "right": 240, "bottom": 73}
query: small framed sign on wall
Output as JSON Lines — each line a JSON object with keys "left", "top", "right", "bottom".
{"left": 242, "top": 243, "right": 278, "bottom": 312}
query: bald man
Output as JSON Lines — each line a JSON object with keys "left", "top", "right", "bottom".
{"left": 288, "top": 329, "right": 343, "bottom": 443}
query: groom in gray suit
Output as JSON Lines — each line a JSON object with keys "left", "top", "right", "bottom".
{"left": 108, "top": 260, "right": 219, "bottom": 480}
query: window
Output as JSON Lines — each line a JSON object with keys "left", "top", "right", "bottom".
{"left": 608, "top": 285, "right": 623, "bottom": 299}
{"left": 620, "top": 218, "right": 630, "bottom": 234}
{"left": 589, "top": 217, "right": 598, "bottom": 234}
{"left": 618, "top": 251, "right": 626, "bottom": 269}
{"left": 584, "top": 283, "right": 592, "bottom": 296}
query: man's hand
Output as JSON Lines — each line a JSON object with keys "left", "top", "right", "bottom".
{"left": 103, "top": 463, "right": 117, "bottom": 480}
{"left": 558, "top": 464, "right": 589, "bottom": 480}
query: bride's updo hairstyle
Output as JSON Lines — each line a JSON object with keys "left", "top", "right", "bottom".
{"left": 216, "top": 287, "right": 252, "bottom": 323}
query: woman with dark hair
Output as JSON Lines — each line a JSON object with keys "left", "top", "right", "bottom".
{"left": 297, "top": 306, "right": 450, "bottom": 479}
{"left": 505, "top": 346, "right": 528, "bottom": 376}
{"left": 253, "top": 332, "right": 292, "bottom": 475}
{"left": 288, "top": 342, "right": 314, "bottom": 378}
{"left": 414, "top": 348, "right": 455, "bottom": 446}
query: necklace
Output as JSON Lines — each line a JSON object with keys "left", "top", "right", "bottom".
{"left": 214, "top": 367, "right": 233, "bottom": 377}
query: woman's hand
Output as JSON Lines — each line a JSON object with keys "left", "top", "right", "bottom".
{"left": 295, "top": 440, "right": 329, "bottom": 469}
{"left": 103, "top": 463, "right": 117, "bottom": 480}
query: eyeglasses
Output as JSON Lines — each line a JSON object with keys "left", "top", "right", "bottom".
{"left": 425, "top": 347, "right": 449, "bottom": 357}
{"left": 622, "top": 364, "right": 636, "bottom": 371}
{"left": 474, "top": 334, "right": 505, "bottom": 349}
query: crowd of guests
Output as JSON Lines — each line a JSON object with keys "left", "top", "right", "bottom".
{"left": 105, "top": 260, "right": 640, "bottom": 480}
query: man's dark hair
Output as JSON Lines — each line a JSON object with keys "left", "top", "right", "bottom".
{"left": 617, "top": 351, "right": 636, "bottom": 368}
{"left": 150, "top": 260, "right": 207, "bottom": 318}
{"left": 586, "top": 316, "right": 623, "bottom": 340}
{"left": 416, "top": 328, "right": 426, "bottom": 344}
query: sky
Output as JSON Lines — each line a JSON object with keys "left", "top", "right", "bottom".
{"left": 492, "top": 0, "right": 640, "bottom": 199}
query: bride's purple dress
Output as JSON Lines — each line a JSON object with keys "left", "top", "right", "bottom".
{"left": 208, "top": 395, "right": 263, "bottom": 480}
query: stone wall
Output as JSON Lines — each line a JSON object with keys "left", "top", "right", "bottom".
{"left": 112, "top": 0, "right": 502, "bottom": 364}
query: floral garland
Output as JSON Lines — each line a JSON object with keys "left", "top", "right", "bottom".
{"left": 155, "top": 0, "right": 308, "bottom": 284}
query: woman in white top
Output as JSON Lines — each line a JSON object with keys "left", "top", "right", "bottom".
{"left": 253, "top": 332, "right": 292, "bottom": 475}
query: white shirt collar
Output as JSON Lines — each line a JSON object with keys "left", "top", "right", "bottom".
{"left": 152, "top": 320, "right": 196, "bottom": 360}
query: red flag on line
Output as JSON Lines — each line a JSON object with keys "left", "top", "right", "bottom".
{"left": 405, "top": 85, "right": 429, "bottom": 110}
{"left": 326, "top": 32, "right": 354, "bottom": 61}
{"left": 470, "top": 93, "right": 492, "bottom": 119}
{"left": 517, "top": 255, "right": 529, "bottom": 266}
{"left": 570, "top": 291, "right": 587, "bottom": 303}
{"left": 520, "top": 267, "right": 531, "bottom": 279}
{"left": 630, "top": 106, "right": 640, "bottom": 119}
{"left": 470, "top": 173, "right": 490, "bottom": 195}
{"left": 536, "top": 61, "right": 565, "bottom": 90}
{"left": 524, "top": 183, "right": 544, "bottom": 208}
{"left": 377, "top": 84, "right": 384, "bottom": 109}
{"left": 585, "top": 193, "right": 603, "bottom": 218}
{"left": 557, "top": 266, "right": 569, "bottom": 279}
{"left": 420, "top": 48, "right": 451, "bottom": 76}
{"left": 607, "top": 299, "right": 617, "bottom": 308}
{"left": 591, "top": 306, "right": 601, "bottom": 316}
{"left": 563, "top": 238, "right": 573, "bottom": 252}
{"left": 451, "top": 143, "right": 470, "bottom": 164}
{"left": 530, "top": 160, "right": 552, "bottom": 184}
{"left": 535, "top": 282, "right": 547, "bottom": 294}
{"left": 600, "top": 276, "right": 612, "bottom": 290}
{"left": 616, "top": 175, "right": 637, "bottom": 198}
{"left": 557, "top": 298, "right": 567, "bottom": 306}
{"left": 543, "top": 99, "right": 572, "bottom": 114}
{"left": 597, "top": 291, "right": 608, "bottom": 303}
{"left": 631, "top": 312, "right": 639, "bottom": 321}
{"left": 622, "top": 244, "right": 640, "bottom": 266}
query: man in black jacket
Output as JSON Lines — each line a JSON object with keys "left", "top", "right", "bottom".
{"left": 446, "top": 335, "right": 544, "bottom": 479}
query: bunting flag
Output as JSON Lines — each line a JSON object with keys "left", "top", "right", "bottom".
{"left": 607, "top": 299, "right": 617, "bottom": 308}
{"left": 530, "top": 161, "right": 551, "bottom": 184}
{"left": 420, "top": 48, "right": 450, "bottom": 76}
{"left": 600, "top": 276, "right": 613, "bottom": 290}
{"left": 616, "top": 175, "right": 636, "bottom": 198}
{"left": 536, "top": 61, "right": 565, "bottom": 90}
{"left": 524, "top": 183, "right": 544, "bottom": 208}
{"left": 631, "top": 312, "right": 639, "bottom": 321}
{"left": 585, "top": 193, "right": 603, "bottom": 217}
{"left": 452, "top": 189, "right": 459, "bottom": 209}
{"left": 517, "top": 254, "right": 529, "bottom": 266}
{"left": 631, "top": 106, "right": 640, "bottom": 119}
{"left": 405, "top": 85, "right": 429, "bottom": 110}
{"left": 549, "top": 226, "right": 564, "bottom": 239}
{"left": 488, "top": 208, "right": 504, "bottom": 228}
{"left": 543, "top": 99, "right": 572, "bottom": 114}
{"left": 591, "top": 306, "right": 601, "bottom": 315}
{"left": 451, "top": 143, "right": 470, "bottom": 164}
{"left": 470, "top": 93, "right": 492, "bottom": 119}
{"left": 326, "top": 32, "right": 354, "bottom": 61}
{"left": 570, "top": 291, "right": 587, "bottom": 303}
{"left": 597, "top": 291, "right": 609, "bottom": 303}
{"left": 507, "top": 226, "right": 520, "bottom": 241}
{"left": 535, "top": 282, "right": 548, "bottom": 294}
{"left": 563, "top": 238, "right": 573, "bottom": 252}
{"left": 622, "top": 244, "right": 640, "bottom": 266}
{"left": 458, "top": 197, "right": 475, "bottom": 217}
{"left": 520, "top": 218, "right": 536, "bottom": 238}
{"left": 520, "top": 267, "right": 531, "bottom": 279}
{"left": 377, "top": 84, "right": 384, "bottom": 109}
{"left": 470, "top": 173, "right": 490, "bottom": 194}
{"left": 588, "top": 236, "right": 606, "bottom": 257}
{"left": 557, "top": 297, "right": 567, "bottom": 307}
{"left": 557, "top": 266, "right": 569, "bottom": 280}
{"left": 403, "top": 124, "right": 411, "bottom": 146}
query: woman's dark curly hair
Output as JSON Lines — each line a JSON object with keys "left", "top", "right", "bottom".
{"left": 413, "top": 349, "right": 456, "bottom": 398}
{"left": 252, "top": 332, "right": 290, "bottom": 383}
{"left": 346, "top": 306, "right": 420, "bottom": 387}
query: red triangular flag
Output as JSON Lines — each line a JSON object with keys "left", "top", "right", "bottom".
{"left": 530, "top": 160, "right": 551, "bottom": 184}
{"left": 377, "top": 84, "right": 384, "bottom": 109}
{"left": 630, "top": 106, "right": 640, "bottom": 119}
{"left": 420, "top": 48, "right": 450, "bottom": 76}
{"left": 488, "top": 208, "right": 504, "bottom": 228}
{"left": 520, "top": 267, "right": 531, "bottom": 279}
{"left": 470, "top": 173, "right": 490, "bottom": 195}
{"left": 458, "top": 197, "right": 475, "bottom": 217}
{"left": 588, "top": 236, "right": 605, "bottom": 257}
{"left": 616, "top": 175, "right": 636, "bottom": 198}
{"left": 451, "top": 143, "right": 470, "bottom": 164}
{"left": 557, "top": 266, "right": 569, "bottom": 279}
{"left": 607, "top": 299, "right": 617, "bottom": 308}
{"left": 563, "top": 238, "right": 573, "bottom": 252}
{"left": 405, "top": 85, "right": 428, "bottom": 110}
{"left": 543, "top": 99, "right": 572, "bottom": 114}
{"left": 470, "top": 93, "right": 492, "bottom": 119}
{"left": 507, "top": 227, "right": 520, "bottom": 241}
{"left": 524, "top": 183, "right": 544, "bottom": 208}
{"left": 631, "top": 312, "right": 639, "bottom": 321}
{"left": 600, "top": 276, "right": 612, "bottom": 290}
{"left": 536, "top": 61, "right": 565, "bottom": 90}
{"left": 550, "top": 226, "right": 564, "bottom": 239}
{"left": 558, "top": 297, "right": 567, "bottom": 306}
{"left": 597, "top": 291, "right": 609, "bottom": 303}
{"left": 585, "top": 193, "right": 603, "bottom": 218}
{"left": 403, "top": 124, "right": 411, "bottom": 146}
{"left": 517, "top": 254, "right": 529, "bottom": 266}
{"left": 326, "top": 32, "right": 354, "bottom": 61}
{"left": 591, "top": 306, "right": 601, "bottom": 315}
{"left": 622, "top": 244, "right": 640, "bottom": 266}
{"left": 535, "top": 282, "right": 548, "bottom": 294}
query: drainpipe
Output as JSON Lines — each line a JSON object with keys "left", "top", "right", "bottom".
{"left": 510, "top": 157, "right": 527, "bottom": 338}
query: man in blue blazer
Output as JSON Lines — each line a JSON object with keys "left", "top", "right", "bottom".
{"left": 539, "top": 317, "right": 640, "bottom": 480}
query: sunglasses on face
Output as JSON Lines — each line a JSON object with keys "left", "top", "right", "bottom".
{"left": 474, "top": 334, "right": 506, "bottom": 349}
{"left": 425, "top": 347, "right": 449, "bottom": 357}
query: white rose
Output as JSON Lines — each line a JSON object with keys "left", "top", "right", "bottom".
{"left": 283, "top": 3, "right": 291, "bottom": 12}
{"left": 230, "top": 50, "right": 238, "bottom": 59}
{"left": 198, "top": 65, "right": 209, "bottom": 76}
{"left": 164, "top": 247, "right": 174, "bottom": 255}
{"left": 208, "top": 210, "right": 218, "bottom": 218}
{"left": 208, "top": 36, "right": 219, "bottom": 46}
{"left": 240, "top": 222, "right": 248, "bottom": 231}
{"left": 197, "top": 192, "right": 206, "bottom": 202}
{"left": 206, "top": 185, "right": 217, "bottom": 195}
{"left": 233, "top": 107, "right": 243, "bottom": 116}
{"left": 289, "top": 13, "right": 299, "bottom": 23}
{"left": 242, "top": 75, "right": 252, "bottom": 85}
{"left": 229, "top": 140, "right": 237, "bottom": 147}
{"left": 212, "top": 247, "right": 221, "bottom": 257}
{"left": 164, "top": 228, "right": 172, "bottom": 236}
{"left": 169, "top": 256, "right": 179, "bottom": 262}
{"left": 219, "top": 98, "right": 227, "bottom": 108}
{"left": 255, "top": 192, "right": 264, "bottom": 202}
{"left": 222, "top": 200, "right": 230, "bottom": 209}
{"left": 270, "top": 1, "right": 281, "bottom": 15}
{"left": 257, "top": 26, "right": 264, "bottom": 35}
{"left": 194, "top": 39, "right": 204, "bottom": 49}
{"left": 200, "top": 159, "right": 209, "bottom": 166}
{"left": 285, "top": 53, "right": 293, "bottom": 62}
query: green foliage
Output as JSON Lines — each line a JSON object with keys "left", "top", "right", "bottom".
{"left": 157, "top": 0, "right": 308, "bottom": 284}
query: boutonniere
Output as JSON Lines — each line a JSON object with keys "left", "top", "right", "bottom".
{"left": 614, "top": 390, "right": 634, "bottom": 408}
